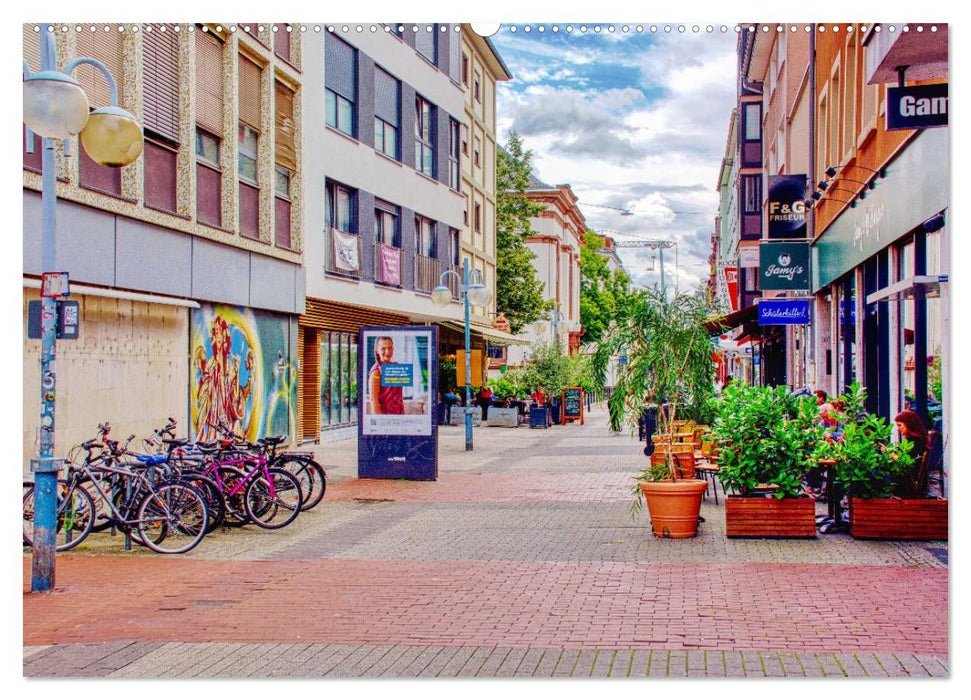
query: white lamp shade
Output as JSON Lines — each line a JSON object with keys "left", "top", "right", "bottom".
{"left": 430, "top": 285, "right": 453, "bottom": 307}
{"left": 466, "top": 283, "right": 491, "bottom": 307}
{"left": 80, "top": 106, "right": 143, "bottom": 167}
{"left": 23, "top": 72, "right": 90, "bottom": 139}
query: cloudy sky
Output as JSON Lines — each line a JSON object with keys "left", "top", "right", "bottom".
{"left": 490, "top": 24, "right": 738, "bottom": 293}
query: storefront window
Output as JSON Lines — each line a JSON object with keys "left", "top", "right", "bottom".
{"left": 319, "top": 331, "right": 359, "bottom": 428}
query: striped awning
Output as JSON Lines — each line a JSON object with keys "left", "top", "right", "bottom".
{"left": 439, "top": 321, "right": 524, "bottom": 347}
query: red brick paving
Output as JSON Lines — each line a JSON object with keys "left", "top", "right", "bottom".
{"left": 326, "top": 473, "right": 633, "bottom": 503}
{"left": 23, "top": 556, "right": 946, "bottom": 654}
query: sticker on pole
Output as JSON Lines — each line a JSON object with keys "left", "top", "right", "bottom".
{"left": 41, "top": 272, "right": 70, "bottom": 298}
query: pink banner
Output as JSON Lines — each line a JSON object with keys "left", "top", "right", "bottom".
{"left": 380, "top": 244, "right": 401, "bottom": 285}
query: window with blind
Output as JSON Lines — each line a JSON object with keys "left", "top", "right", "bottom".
{"left": 238, "top": 54, "right": 262, "bottom": 239}
{"left": 77, "top": 27, "right": 123, "bottom": 196}
{"left": 415, "top": 95, "right": 435, "bottom": 178}
{"left": 375, "top": 200, "right": 400, "bottom": 248}
{"left": 275, "top": 81, "right": 296, "bottom": 248}
{"left": 326, "top": 180, "right": 359, "bottom": 275}
{"left": 196, "top": 30, "right": 224, "bottom": 228}
{"left": 416, "top": 25, "right": 437, "bottom": 64}
{"left": 374, "top": 67, "right": 399, "bottom": 159}
{"left": 325, "top": 34, "right": 357, "bottom": 137}
{"left": 273, "top": 24, "right": 291, "bottom": 63}
{"left": 143, "top": 24, "right": 181, "bottom": 213}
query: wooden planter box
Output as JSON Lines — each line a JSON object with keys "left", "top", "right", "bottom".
{"left": 849, "top": 497, "right": 948, "bottom": 540}
{"left": 725, "top": 496, "right": 817, "bottom": 538}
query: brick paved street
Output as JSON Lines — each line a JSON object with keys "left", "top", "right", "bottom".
{"left": 23, "top": 405, "right": 949, "bottom": 678}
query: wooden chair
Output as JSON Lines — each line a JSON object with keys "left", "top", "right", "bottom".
{"left": 650, "top": 450, "right": 696, "bottom": 479}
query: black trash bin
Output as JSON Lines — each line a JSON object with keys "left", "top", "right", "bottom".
{"left": 549, "top": 399, "right": 562, "bottom": 425}
{"left": 529, "top": 405, "right": 549, "bottom": 428}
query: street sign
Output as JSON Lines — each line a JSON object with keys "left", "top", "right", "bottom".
{"left": 27, "top": 300, "right": 80, "bottom": 340}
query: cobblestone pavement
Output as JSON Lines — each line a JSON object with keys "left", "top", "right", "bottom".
{"left": 23, "top": 405, "right": 949, "bottom": 678}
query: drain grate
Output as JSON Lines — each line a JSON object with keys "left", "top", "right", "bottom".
{"left": 353, "top": 498, "right": 395, "bottom": 504}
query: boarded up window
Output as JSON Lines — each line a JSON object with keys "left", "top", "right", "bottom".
{"left": 275, "top": 81, "right": 296, "bottom": 171}
{"left": 195, "top": 31, "right": 224, "bottom": 134}
{"left": 143, "top": 24, "right": 180, "bottom": 143}
{"left": 238, "top": 55, "right": 262, "bottom": 130}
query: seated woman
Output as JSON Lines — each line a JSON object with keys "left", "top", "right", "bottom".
{"left": 893, "top": 410, "right": 930, "bottom": 497}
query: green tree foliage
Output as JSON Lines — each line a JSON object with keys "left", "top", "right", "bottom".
{"left": 496, "top": 132, "right": 551, "bottom": 333}
{"left": 579, "top": 232, "right": 632, "bottom": 346}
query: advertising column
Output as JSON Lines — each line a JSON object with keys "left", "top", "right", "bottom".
{"left": 358, "top": 326, "right": 439, "bottom": 480}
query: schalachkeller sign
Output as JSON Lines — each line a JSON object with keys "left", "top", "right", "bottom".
{"left": 887, "top": 83, "right": 948, "bottom": 131}
{"left": 758, "top": 298, "right": 812, "bottom": 325}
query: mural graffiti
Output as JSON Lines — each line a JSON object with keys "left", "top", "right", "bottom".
{"left": 190, "top": 305, "right": 297, "bottom": 442}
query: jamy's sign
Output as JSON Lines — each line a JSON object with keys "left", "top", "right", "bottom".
{"left": 887, "top": 84, "right": 948, "bottom": 131}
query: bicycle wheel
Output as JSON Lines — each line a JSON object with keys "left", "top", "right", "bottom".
{"left": 78, "top": 472, "right": 116, "bottom": 532}
{"left": 273, "top": 457, "right": 326, "bottom": 510}
{"left": 180, "top": 473, "right": 226, "bottom": 532}
{"left": 137, "top": 483, "right": 208, "bottom": 554}
{"left": 244, "top": 469, "right": 302, "bottom": 529}
{"left": 216, "top": 466, "right": 251, "bottom": 527}
{"left": 23, "top": 483, "right": 95, "bottom": 552}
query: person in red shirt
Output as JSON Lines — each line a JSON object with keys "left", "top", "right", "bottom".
{"left": 531, "top": 387, "right": 545, "bottom": 405}
{"left": 367, "top": 336, "right": 404, "bottom": 414}
{"left": 476, "top": 385, "right": 494, "bottom": 420}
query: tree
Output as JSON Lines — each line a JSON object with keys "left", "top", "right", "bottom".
{"left": 579, "top": 232, "right": 632, "bottom": 346}
{"left": 496, "top": 132, "right": 551, "bottom": 333}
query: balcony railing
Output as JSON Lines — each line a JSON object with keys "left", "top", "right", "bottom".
{"left": 326, "top": 228, "right": 362, "bottom": 278}
{"left": 375, "top": 243, "right": 402, "bottom": 287}
{"left": 415, "top": 254, "right": 442, "bottom": 294}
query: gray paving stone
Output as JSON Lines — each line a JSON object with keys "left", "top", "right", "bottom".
{"left": 432, "top": 646, "right": 476, "bottom": 677}
{"left": 476, "top": 646, "right": 513, "bottom": 677}
{"left": 494, "top": 646, "right": 529, "bottom": 677}
{"left": 454, "top": 646, "right": 494, "bottom": 677}
{"left": 551, "top": 648, "right": 580, "bottom": 677}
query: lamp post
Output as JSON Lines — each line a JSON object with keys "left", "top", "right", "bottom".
{"left": 533, "top": 308, "right": 566, "bottom": 343}
{"left": 23, "top": 24, "right": 143, "bottom": 592}
{"left": 431, "top": 258, "right": 492, "bottom": 451}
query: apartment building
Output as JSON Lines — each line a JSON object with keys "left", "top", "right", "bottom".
{"left": 297, "top": 25, "right": 513, "bottom": 441}
{"left": 23, "top": 23, "right": 304, "bottom": 460}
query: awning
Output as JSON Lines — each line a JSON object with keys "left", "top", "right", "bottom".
{"left": 439, "top": 320, "right": 525, "bottom": 347}
{"left": 866, "top": 275, "right": 948, "bottom": 304}
{"left": 704, "top": 303, "right": 758, "bottom": 335}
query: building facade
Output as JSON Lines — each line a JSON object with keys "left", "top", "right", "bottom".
{"left": 23, "top": 23, "right": 304, "bottom": 463}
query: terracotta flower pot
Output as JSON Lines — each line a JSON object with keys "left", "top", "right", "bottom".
{"left": 638, "top": 479, "right": 707, "bottom": 538}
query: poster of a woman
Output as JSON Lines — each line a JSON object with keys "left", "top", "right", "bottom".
{"left": 361, "top": 327, "right": 433, "bottom": 436}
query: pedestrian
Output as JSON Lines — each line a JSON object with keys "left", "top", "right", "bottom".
{"left": 443, "top": 389, "right": 460, "bottom": 423}
{"left": 894, "top": 409, "right": 930, "bottom": 497}
{"left": 476, "top": 384, "right": 494, "bottom": 421}
{"left": 531, "top": 386, "right": 545, "bottom": 405}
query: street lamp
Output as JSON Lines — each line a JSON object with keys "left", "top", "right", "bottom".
{"left": 431, "top": 258, "right": 492, "bottom": 451}
{"left": 23, "top": 24, "right": 143, "bottom": 592}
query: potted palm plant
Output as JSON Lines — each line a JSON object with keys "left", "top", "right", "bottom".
{"left": 711, "top": 384, "right": 819, "bottom": 538}
{"left": 593, "top": 287, "right": 713, "bottom": 538}
{"left": 813, "top": 384, "right": 946, "bottom": 540}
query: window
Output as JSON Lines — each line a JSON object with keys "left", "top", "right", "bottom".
{"left": 742, "top": 174, "right": 761, "bottom": 215}
{"left": 325, "top": 34, "right": 357, "bottom": 137}
{"left": 448, "top": 119, "right": 460, "bottom": 190}
{"left": 744, "top": 103, "right": 761, "bottom": 141}
{"left": 273, "top": 24, "right": 291, "bottom": 63}
{"left": 463, "top": 194, "right": 469, "bottom": 226}
{"left": 275, "top": 166, "right": 291, "bottom": 197}
{"left": 374, "top": 67, "right": 399, "bottom": 159}
{"left": 416, "top": 24, "right": 437, "bottom": 63}
{"left": 461, "top": 53, "right": 469, "bottom": 85}
{"left": 461, "top": 124, "right": 469, "bottom": 156}
{"left": 474, "top": 136, "right": 481, "bottom": 168}
{"left": 374, "top": 201, "right": 400, "bottom": 247}
{"left": 143, "top": 24, "right": 181, "bottom": 213}
{"left": 196, "top": 31, "right": 224, "bottom": 227}
{"left": 416, "top": 215, "right": 436, "bottom": 257}
{"left": 829, "top": 70, "right": 840, "bottom": 169}
{"left": 449, "top": 228, "right": 460, "bottom": 265}
{"left": 844, "top": 39, "right": 857, "bottom": 155}
{"left": 274, "top": 81, "right": 296, "bottom": 195}
{"left": 474, "top": 202, "right": 482, "bottom": 232}
{"left": 77, "top": 27, "right": 124, "bottom": 196}
{"left": 474, "top": 70, "right": 481, "bottom": 102}
{"left": 238, "top": 125, "right": 259, "bottom": 182}
{"left": 195, "top": 129, "right": 222, "bottom": 227}
{"left": 415, "top": 96, "right": 435, "bottom": 177}
{"left": 326, "top": 181, "right": 359, "bottom": 275}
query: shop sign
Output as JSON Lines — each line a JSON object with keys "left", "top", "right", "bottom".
{"left": 758, "top": 299, "right": 811, "bottom": 325}
{"left": 767, "top": 175, "right": 808, "bottom": 239}
{"left": 724, "top": 267, "right": 739, "bottom": 312}
{"left": 887, "top": 84, "right": 948, "bottom": 131}
{"left": 739, "top": 245, "right": 760, "bottom": 267}
{"left": 759, "top": 241, "right": 810, "bottom": 290}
